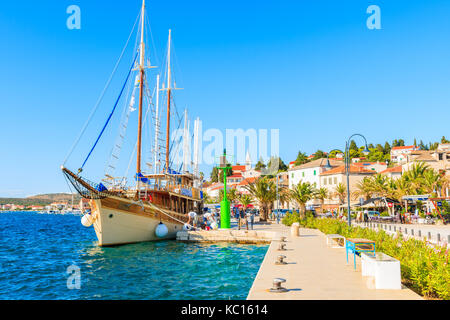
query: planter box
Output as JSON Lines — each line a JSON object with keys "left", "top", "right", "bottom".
{"left": 361, "top": 252, "right": 401, "bottom": 290}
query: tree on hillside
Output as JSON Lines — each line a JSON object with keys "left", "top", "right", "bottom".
{"left": 441, "top": 136, "right": 450, "bottom": 144}
{"left": 312, "top": 150, "right": 327, "bottom": 160}
{"left": 328, "top": 149, "right": 344, "bottom": 158}
{"left": 367, "top": 148, "right": 385, "bottom": 162}
{"left": 392, "top": 139, "right": 405, "bottom": 147}
{"left": 219, "top": 165, "right": 233, "bottom": 182}
{"left": 294, "top": 151, "right": 309, "bottom": 165}
{"left": 419, "top": 140, "right": 428, "bottom": 150}
{"left": 210, "top": 167, "right": 219, "bottom": 183}
{"left": 267, "top": 156, "right": 288, "bottom": 172}
{"left": 429, "top": 142, "right": 439, "bottom": 150}
{"left": 255, "top": 157, "right": 266, "bottom": 171}
{"left": 349, "top": 140, "right": 358, "bottom": 152}
{"left": 384, "top": 142, "right": 391, "bottom": 154}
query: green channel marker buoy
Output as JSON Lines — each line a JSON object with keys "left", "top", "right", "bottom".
{"left": 217, "top": 149, "right": 232, "bottom": 229}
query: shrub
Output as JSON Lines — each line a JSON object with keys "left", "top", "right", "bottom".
{"left": 283, "top": 217, "right": 450, "bottom": 299}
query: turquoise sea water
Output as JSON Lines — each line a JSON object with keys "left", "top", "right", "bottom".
{"left": 0, "top": 211, "right": 268, "bottom": 300}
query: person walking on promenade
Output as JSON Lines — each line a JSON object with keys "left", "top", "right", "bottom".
{"left": 238, "top": 207, "right": 244, "bottom": 230}
{"left": 249, "top": 211, "right": 254, "bottom": 230}
{"left": 245, "top": 210, "right": 250, "bottom": 230}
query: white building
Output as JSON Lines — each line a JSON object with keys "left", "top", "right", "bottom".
{"left": 288, "top": 158, "right": 343, "bottom": 189}
{"left": 390, "top": 145, "right": 419, "bottom": 163}
{"left": 288, "top": 158, "right": 343, "bottom": 209}
{"left": 380, "top": 165, "right": 403, "bottom": 179}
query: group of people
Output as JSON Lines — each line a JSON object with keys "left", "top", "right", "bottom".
{"left": 233, "top": 207, "right": 255, "bottom": 230}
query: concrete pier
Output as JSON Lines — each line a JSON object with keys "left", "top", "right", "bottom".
{"left": 176, "top": 228, "right": 280, "bottom": 244}
{"left": 247, "top": 223, "right": 422, "bottom": 300}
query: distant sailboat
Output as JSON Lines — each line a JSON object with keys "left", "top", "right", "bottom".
{"left": 62, "top": 0, "right": 203, "bottom": 246}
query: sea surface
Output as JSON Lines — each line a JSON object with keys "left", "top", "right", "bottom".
{"left": 0, "top": 211, "right": 268, "bottom": 300}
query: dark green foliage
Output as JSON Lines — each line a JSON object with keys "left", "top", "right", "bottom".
{"left": 282, "top": 218, "right": 450, "bottom": 299}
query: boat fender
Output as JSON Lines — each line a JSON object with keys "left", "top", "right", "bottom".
{"left": 183, "top": 223, "right": 192, "bottom": 231}
{"left": 155, "top": 222, "right": 168, "bottom": 238}
{"left": 81, "top": 214, "right": 94, "bottom": 227}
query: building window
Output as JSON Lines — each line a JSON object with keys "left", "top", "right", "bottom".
{"left": 329, "top": 177, "right": 332, "bottom": 185}
{"left": 439, "top": 153, "right": 443, "bottom": 161}
{"left": 314, "top": 170, "right": 316, "bottom": 176}
{"left": 334, "top": 177, "right": 337, "bottom": 184}
{"left": 324, "top": 178, "right": 327, "bottom": 185}
{"left": 302, "top": 172, "right": 305, "bottom": 177}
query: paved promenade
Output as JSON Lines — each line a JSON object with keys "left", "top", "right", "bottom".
{"left": 246, "top": 222, "right": 422, "bottom": 300}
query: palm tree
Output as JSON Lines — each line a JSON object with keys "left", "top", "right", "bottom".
{"left": 403, "top": 162, "right": 430, "bottom": 194}
{"left": 202, "top": 191, "right": 212, "bottom": 204}
{"left": 243, "top": 177, "right": 277, "bottom": 221}
{"left": 289, "top": 181, "right": 316, "bottom": 218}
{"left": 371, "top": 174, "right": 390, "bottom": 197}
{"left": 315, "top": 187, "right": 329, "bottom": 213}
{"left": 355, "top": 177, "right": 374, "bottom": 201}
{"left": 219, "top": 188, "right": 239, "bottom": 204}
{"left": 334, "top": 183, "right": 347, "bottom": 206}
{"left": 238, "top": 194, "right": 253, "bottom": 211}
{"left": 422, "top": 169, "right": 447, "bottom": 197}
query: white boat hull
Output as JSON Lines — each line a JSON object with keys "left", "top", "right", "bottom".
{"left": 91, "top": 199, "right": 184, "bottom": 246}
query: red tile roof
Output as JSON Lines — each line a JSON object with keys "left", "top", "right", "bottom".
{"left": 380, "top": 165, "right": 403, "bottom": 174}
{"left": 232, "top": 165, "right": 246, "bottom": 171}
{"left": 320, "top": 165, "right": 375, "bottom": 176}
{"left": 238, "top": 177, "right": 258, "bottom": 186}
{"left": 391, "top": 145, "right": 416, "bottom": 150}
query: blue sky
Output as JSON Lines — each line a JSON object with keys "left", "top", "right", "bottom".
{"left": 1, "top": 0, "right": 450, "bottom": 197}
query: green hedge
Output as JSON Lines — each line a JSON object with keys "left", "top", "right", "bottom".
{"left": 282, "top": 215, "right": 450, "bottom": 300}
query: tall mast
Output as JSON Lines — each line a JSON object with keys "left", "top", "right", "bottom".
{"left": 154, "top": 74, "right": 160, "bottom": 174}
{"left": 165, "top": 29, "right": 172, "bottom": 172}
{"left": 136, "top": 0, "right": 146, "bottom": 175}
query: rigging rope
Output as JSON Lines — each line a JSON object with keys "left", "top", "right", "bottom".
{"left": 79, "top": 52, "right": 139, "bottom": 172}
{"left": 63, "top": 10, "right": 141, "bottom": 166}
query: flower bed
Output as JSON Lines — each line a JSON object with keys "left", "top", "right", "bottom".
{"left": 282, "top": 212, "right": 450, "bottom": 300}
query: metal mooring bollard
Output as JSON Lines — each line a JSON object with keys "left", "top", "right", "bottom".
{"left": 278, "top": 243, "right": 286, "bottom": 251}
{"left": 275, "top": 255, "right": 287, "bottom": 265}
{"left": 269, "top": 278, "right": 288, "bottom": 293}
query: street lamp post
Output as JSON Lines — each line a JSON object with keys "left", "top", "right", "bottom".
{"left": 276, "top": 172, "right": 283, "bottom": 219}
{"left": 343, "top": 134, "right": 370, "bottom": 227}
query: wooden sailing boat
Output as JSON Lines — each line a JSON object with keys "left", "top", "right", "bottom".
{"left": 62, "top": 0, "right": 203, "bottom": 246}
